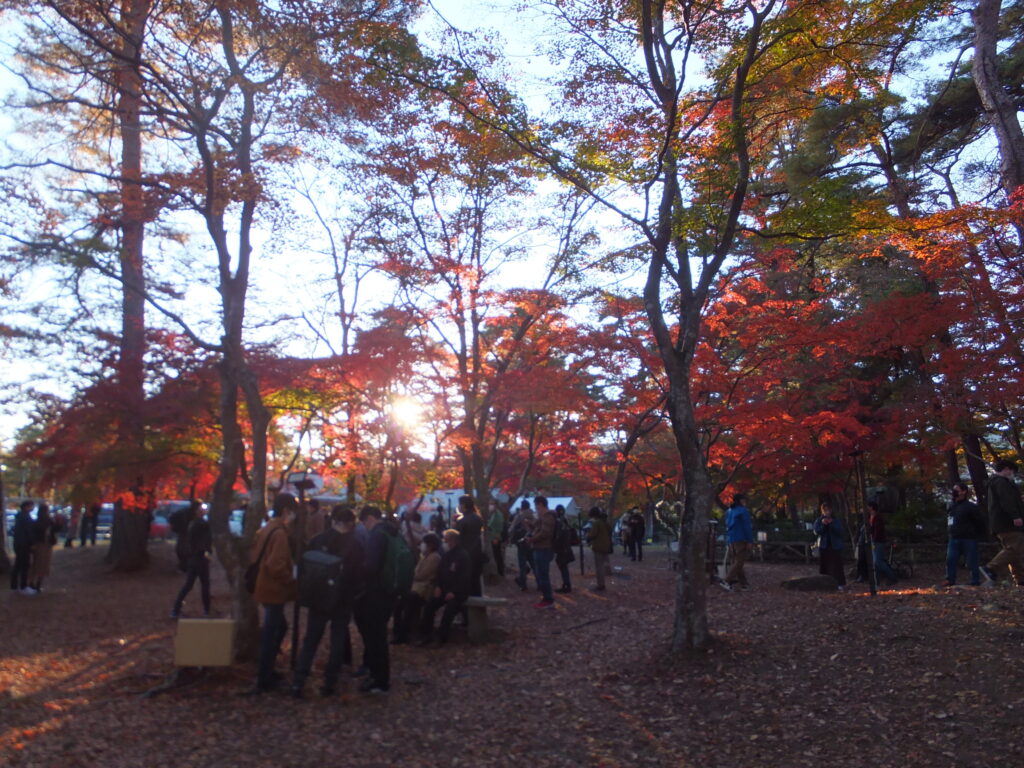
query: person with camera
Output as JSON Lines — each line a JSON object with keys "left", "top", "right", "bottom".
{"left": 510, "top": 502, "right": 535, "bottom": 591}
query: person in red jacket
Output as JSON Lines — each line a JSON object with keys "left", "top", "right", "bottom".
{"left": 247, "top": 493, "right": 298, "bottom": 695}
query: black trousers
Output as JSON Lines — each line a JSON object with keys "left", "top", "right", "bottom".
{"left": 421, "top": 594, "right": 468, "bottom": 643}
{"left": 294, "top": 608, "right": 351, "bottom": 691}
{"left": 173, "top": 557, "right": 210, "bottom": 614}
{"left": 354, "top": 592, "right": 394, "bottom": 688}
{"left": 395, "top": 592, "right": 425, "bottom": 642}
{"left": 10, "top": 546, "right": 31, "bottom": 590}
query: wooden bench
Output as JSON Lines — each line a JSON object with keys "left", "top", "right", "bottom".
{"left": 464, "top": 596, "right": 509, "bottom": 643}
{"left": 755, "top": 540, "right": 813, "bottom": 563}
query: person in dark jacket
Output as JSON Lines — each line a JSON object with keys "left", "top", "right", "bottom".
{"left": 80, "top": 504, "right": 99, "bottom": 546}
{"left": 353, "top": 505, "right": 393, "bottom": 694}
{"left": 553, "top": 504, "right": 575, "bottom": 593}
{"left": 981, "top": 459, "right": 1024, "bottom": 586}
{"left": 169, "top": 502, "right": 195, "bottom": 572}
{"left": 10, "top": 501, "right": 35, "bottom": 594}
{"left": 419, "top": 529, "right": 471, "bottom": 646}
{"left": 455, "top": 495, "right": 484, "bottom": 597}
{"left": 171, "top": 504, "right": 213, "bottom": 618}
{"left": 628, "top": 508, "right": 646, "bottom": 561}
{"left": 943, "top": 483, "right": 986, "bottom": 586}
{"left": 813, "top": 503, "right": 847, "bottom": 590}
{"left": 292, "top": 506, "right": 364, "bottom": 698}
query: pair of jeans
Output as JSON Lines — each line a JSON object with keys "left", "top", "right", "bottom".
{"left": 257, "top": 603, "right": 288, "bottom": 690}
{"left": 532, "top": 547, "right": 554, "bottom": 602}
{"left": 354, "top": 592, "right": 394, "bottom": 688}
{"left": 173, "top": 557, "right": 210, "bottom": 615}
{"left": 873, "top": 543, "right": 898, "bottom": 583}
{"left": 945, "top": 538, "right": 980, "bottom": 585}
{"left": 293, "top": 608, "right": 351, "bottom": 692}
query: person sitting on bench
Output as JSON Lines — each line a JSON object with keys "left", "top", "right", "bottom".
{"left": 419, "top": 529, "right": 471, "bottom": 647}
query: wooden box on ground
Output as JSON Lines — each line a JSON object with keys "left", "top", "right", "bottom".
{"left": 174, "top": 618, "right": 236, "bottom": 667}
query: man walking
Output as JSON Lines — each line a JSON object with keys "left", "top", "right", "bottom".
{"left": 981, "top": 459, "right": 1024, "bottom": 587}
{"left": 943, "top": 483, "right": 985, "bottom": 587}
{"left": 170, "top": 502, "right": 212, "bottom": 618}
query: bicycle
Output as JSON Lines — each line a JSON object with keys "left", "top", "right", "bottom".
{"left": 888, "top": 539, "right": 914, "bottom": 580}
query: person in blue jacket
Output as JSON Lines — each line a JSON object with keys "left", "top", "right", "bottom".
{"left": 723, "top": 494, "right": 753, "bottom": 589}
{"left": 814, "top": 502, "right": 847, "bottom": 590}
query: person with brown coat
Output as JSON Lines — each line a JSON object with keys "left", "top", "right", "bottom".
{"left": 527, "top": 496, "right": 557, "bottom": 607}
{"left": 249, "top": 493, "right": 299, "bottom": 694}
{"left": 29, "top": 503, "right": 57, "bottom": 593}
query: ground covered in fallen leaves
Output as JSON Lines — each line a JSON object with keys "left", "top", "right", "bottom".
{"left": 2, "top": 540, "right": 1022, "bottom": 767}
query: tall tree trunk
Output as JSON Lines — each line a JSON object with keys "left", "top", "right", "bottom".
{"left": 972, "top": 0, "right": 1024, "bottom": 198}
{"left": 107, "top": 0, "right": 152, "bottom": 571}
{"left": 962, "top": 431, "right": 990, "bottom": 505}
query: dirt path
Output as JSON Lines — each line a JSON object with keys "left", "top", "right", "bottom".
{"left": 1, "top": 542, "right": 1022, "bottom": 767}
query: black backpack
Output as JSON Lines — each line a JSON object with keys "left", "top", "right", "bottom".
{"left": 298, "top": 546, "right": 345, "bottom": 614}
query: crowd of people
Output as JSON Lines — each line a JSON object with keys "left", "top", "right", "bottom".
{"left": 12, "top": 458, "right": 1023, "bottom": 698}
{"left": 237, "top": 493, "right": 624, "bottom": 697}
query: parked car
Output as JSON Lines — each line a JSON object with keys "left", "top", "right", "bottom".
{"left": 229, "top": 509, "right": 244, "bottom": 537}
{"left": 155, "top": 500, "right": 193, "bottom": 539}
{"left": 149, "top": 515, "right": 171, "bottom": 539}
{"left": 96, "top": 503, "right": 115, "bottom": 539}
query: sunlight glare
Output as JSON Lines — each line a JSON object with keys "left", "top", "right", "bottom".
{"left": 390, "top": 396, "right": 423, "bottom": 429}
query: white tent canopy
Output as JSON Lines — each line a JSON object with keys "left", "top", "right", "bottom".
{"left": 511, "top": 495, "right": 582, "bottom": 518}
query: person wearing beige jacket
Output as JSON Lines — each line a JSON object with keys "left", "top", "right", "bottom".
{"left": 250, "top": 493, "right": 299, "bottom": 694}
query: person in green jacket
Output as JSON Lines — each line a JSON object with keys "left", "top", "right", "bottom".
{"left": 586, "top": 507, "right": 613, "bottom": 591}
{"left": 981, "top": 459, "right": 1024, "bottom": 586}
